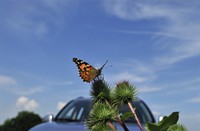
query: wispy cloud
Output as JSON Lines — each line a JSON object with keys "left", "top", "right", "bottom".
{"left": 106, "top": 71, "right": 149, "bottom": 84}
{"left": 102, "top": 0, "right": 199, "bottom": 97}
{"left": 0, "top": 75, "right": 17, "bottom": 86}
{"left": 107, "top": 30, "right": 193, "bottom": 40}
{"left": 3, "top": 86, "right": 44, "bottom": 96}
{"left": 2, "top": 0, "right": 75, "bottom": 36}
{"left": 139, "top": 86, "right": 163, "bottom": 93}
{"left": 103, "top": 0, "right": 197, "bottom": 23}
{"left": 1, "top": 73, "right": 75, "bottom": 96}
{"left": 0, "top": 75, "right": 44, "bottom": 95}
{"left": 44, "top": 80, "right": 74, "bottom": 86}
{"left": 153, "top": 42, "right": 199, "bottom": 66}
{"left": 105, "top": 58, "right": 158, "bottom": 84}
{"left": 103, "top": 0, "right": 199, "bottom": 67}
{"left": 188, "top": 97, "right": 200, "bottom": 103}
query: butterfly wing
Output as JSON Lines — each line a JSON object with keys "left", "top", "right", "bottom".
{"left": 73, "top": 58, "right": 98, "bottom": 82}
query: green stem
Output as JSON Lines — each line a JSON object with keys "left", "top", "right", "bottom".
{"left": 127, "top": 101, "right": 144, "bottom": 131}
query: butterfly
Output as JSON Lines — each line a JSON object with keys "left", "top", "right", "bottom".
{"left": 72, "top": 58, "right": 108, "bottom": 83}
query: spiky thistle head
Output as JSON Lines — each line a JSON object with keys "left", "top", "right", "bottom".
{"left": 111, "top": 80, "right": 138, "bottom": 107}
{"left": 90, "top": 78, "right": 111, "bottom": 104}
{"left": 85, "top": 102, "right": 118, "bottom": 130}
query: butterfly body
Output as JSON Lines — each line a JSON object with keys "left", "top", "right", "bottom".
{"left": 73, "top": 58, "right": 108, "bottom": 83}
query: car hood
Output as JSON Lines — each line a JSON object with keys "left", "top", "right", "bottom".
{"left": 29, "top": 121, "right": 144, "bottom": 131}
{"left": 29, "top": 122, "right": 86, "bottom": 131}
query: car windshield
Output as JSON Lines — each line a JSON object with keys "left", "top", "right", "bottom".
{"left": 55, "top": 98, "right": 154, "bottom": 123}
{"left": 55, "top": 99, "right": 91, "bottom": 122}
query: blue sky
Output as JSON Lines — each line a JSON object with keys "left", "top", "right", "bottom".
{"left": 0, "top": 0, "right": 199, "bottom": 130}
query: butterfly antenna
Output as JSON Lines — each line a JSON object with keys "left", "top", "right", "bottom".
{"left": 100, "top": 60, "right": 108, "bottom": 70}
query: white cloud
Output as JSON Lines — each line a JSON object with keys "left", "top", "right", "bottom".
{"left": 16, "top": 96, "right": 39, "bottom": 110}
{"left": 16, "top": 96, "right": 28, "bottom": 106}
{"left": 25, "top": 100, "right": 39, "bottom": 110}
{"left": 57, "top": 102, "right": 66, "bottom": 110}
{"left": 0, "top": 75, "right": 16, "bottom": 86}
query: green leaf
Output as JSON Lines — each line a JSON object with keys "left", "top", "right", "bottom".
{"left": 120, "top": 112, "right": 134, "bottom": 122}
{"left": 145, "top": 112, "right": 179, "bottom": 131}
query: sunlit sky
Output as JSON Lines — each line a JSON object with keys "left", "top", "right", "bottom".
{"left": 0, "top": 0, "right": 199, "bottom": 130}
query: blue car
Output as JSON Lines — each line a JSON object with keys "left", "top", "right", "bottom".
{"left": 29, "top": 97, "right": 155, "bottom": 131}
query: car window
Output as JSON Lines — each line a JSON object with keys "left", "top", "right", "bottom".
{"left": 77, "top": 107, "right": 84, "bottom": 120}
{"left": 65, "top": 107, "right": 75, "bottom": 119}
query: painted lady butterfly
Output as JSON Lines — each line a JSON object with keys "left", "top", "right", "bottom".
{"left": 73, "top": 58, "right": 108, "bottom": 83}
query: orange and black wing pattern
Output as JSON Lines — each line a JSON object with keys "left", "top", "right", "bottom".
{"left": 72, "top": 58, "right": 98, "bottom": 83}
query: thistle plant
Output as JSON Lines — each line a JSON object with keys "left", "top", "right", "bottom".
{"left": 111, "top": 81, "right": 143, "bottom": 131}
{"left": 85, "top": 79, "right": 182, "bottom": 131}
